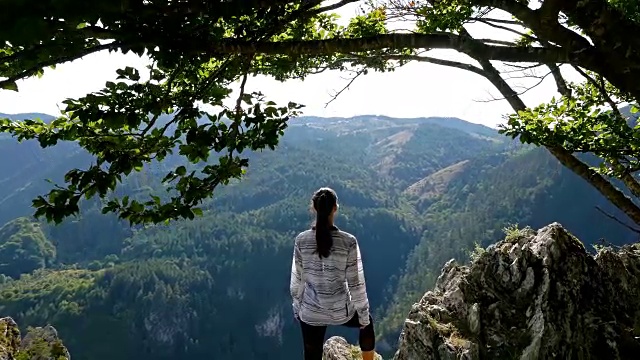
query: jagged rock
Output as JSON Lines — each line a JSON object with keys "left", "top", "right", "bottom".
{"left": 0, "top": 317, "right": 70, "bottom": 360}
{"left": 324, "top": 337, "right": 354, "bottom": 360}
{"left": 393, "top": 223, "right": 640, "bottom": 360}
{"left": 21, "top": 325, "right": 70, "bottom": 360}
{"left": 322, "top": 336, "right": 384, "bottom": 360}
{"left": 0, "top": 317, "right": 20, "bottom": 360}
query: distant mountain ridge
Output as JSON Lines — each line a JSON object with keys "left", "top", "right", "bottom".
{"left": 0, "top": 112, "right": 504, "bottom": 222}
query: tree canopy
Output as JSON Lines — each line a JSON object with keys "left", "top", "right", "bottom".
{"left": 1, "top": 0, "right": 640, "bottom": 226}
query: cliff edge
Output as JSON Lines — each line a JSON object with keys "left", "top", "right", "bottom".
{"left": 0, "top": 317, "right": 70, "bottom": 360}
{"left": 393, "top": 222, "right": 640, "bottom": 359}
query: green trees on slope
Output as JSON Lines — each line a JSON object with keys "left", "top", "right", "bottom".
{"left": 376, "top": 147, "right": 640, "bottom": 348}
{"left": 0, "top": 115, "right": 638, "bottom": 359}
{"left": 1, "top": 0, "right": 639, "bottom": 227}
{"left": 0, "top": 218, "right": 55, "bottom": 278}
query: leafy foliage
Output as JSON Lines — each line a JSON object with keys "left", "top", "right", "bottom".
{"left": 501, "top": 81, "right": 640, "bottom": 180}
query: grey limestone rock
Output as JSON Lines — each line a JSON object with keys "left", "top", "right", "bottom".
{"left": 393, "top": 223, "right": 640, "bottom": 360}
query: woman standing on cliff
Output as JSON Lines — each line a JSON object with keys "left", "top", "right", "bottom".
{"left": 290, "top": 187, "right": 375, "bottom": 360}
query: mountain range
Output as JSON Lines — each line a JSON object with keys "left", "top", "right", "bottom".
{"left": 0, "top": 111, "right": 636, "bottom": 359}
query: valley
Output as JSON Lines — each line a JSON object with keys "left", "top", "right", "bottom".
{"left": 0, "top": 112, "right": 635, "bottom": 359}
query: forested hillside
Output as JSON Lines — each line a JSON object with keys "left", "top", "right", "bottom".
{"left": 0, "top": 112, "right": 635, "bottom": 359}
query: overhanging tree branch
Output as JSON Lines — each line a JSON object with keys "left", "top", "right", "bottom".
{"left": 205, "top": 33, "right": 578, "bottom": 64}
{"left": 349, "top": 53, "right": 486, "bottom": 76}
{"left": 539, "top": 0, "right": 564, "bottom": 20}
{"left": 473, "top": 0, "right": 640, "bottom": 101}
{"left": 453, "top": 28, "right": 640, "bottom": 226}
{"left": 0, "top": 42, "right": 120, "bottom": 90}
{"left": 311, "top": 0, "right": 361, "bottom": 15}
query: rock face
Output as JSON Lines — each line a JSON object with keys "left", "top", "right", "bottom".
{"left": 0, "top": 318, "right": 20, "bottom": 360}
{"left": 324, "top": 336, "right": 356, "bottom": 360}
{"left": 21, "top": 325, "right": 71, "bottom": 360}
{"left": 322, "top": 336, "right": 383, "bottom": 360}
{"left": 393, "top": 223, "right": 640, "bottom": 360}
{"left": 0, "top": 317, "right": 70, "bottom": 360}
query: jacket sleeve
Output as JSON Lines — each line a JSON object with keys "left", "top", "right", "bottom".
{"left": 346, "top": 237, "right": 370, "bottom": 326}
{"left": 290, "top": 240, "right": 303, "bottom": 318}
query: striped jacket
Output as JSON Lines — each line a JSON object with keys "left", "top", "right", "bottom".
{"left": 289, "top": 227, "right": 370, "bottom": 326}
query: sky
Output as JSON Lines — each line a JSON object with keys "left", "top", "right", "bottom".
{"left": 0, "top": 3, "right": 581, "bottom": 128}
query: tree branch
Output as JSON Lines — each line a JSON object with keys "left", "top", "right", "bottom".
{"left": 548, "top": 146, "right": 640, "bottom": 225}
{"left": 539, "top": 0, "right": 564, "bottom": 20}
{"left": 449, "top": 28, "right": 640, "bottom": 226}
{"left": 206, "top": 33, "right": 576, "bottom": 65}
{"left": 472, "top": 18, "right": 538, "bottom": 44}
{"left": 571, "top": 65, "right": 640, "bottom": 200}
{"left": 474, "top": 0, "right": 640, "bottom": 101}
{"left": 310, "top": 0, "right": 361, "bottom": 15}
{"left": 477, "top": 38, "right": 519, "bottom": 47}
{"left": 0, "top": 42, "right": 120, "bottom": 90}
{"left": 538, "top": 37, "right": 572, "bottom": 98}
{"left": 557, "top": 0, "right": 640, "bottom": 57}
{"left": 325, "top": 68, "right": 365, "bottom": 107}
{"left": 351, "top": 53, "right": 486, "bottom": 76}
{"left": 595, "top": 206, "right": 640, "bottom": 234}
{"left": 477, "top": 0, "right": 593, "bottom": 50}
{"left": 469, "top": 17, "right": 523, "bottom": 26}
{"left": 548, "top": 63, "right": 571, "bottom": 97}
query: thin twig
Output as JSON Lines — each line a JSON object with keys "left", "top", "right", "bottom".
{"left": 501, "top": 63, "right": 546, "bottom": 72}
{"left": 573, "top": 65, "right": 622, "bottom": 118}
{"left": 235, "top": 72, "right": 249, "bottom": 120}
{"left": 473, "top": 18, "right": 538, "bottom": 43}
{"left": 347, "top": 53, "right": 485, "bottom": 76}
{"left": 503, "top": 71, "right": 550, "bottom": 80}
{"left": 477, "top": 38, "right": 518, "bottom": 46}
{"left": 595, "top": 206, "right": 640, "bottom": 234}
{"left": 140, "top": 62, "right": 181, "bottom": 136}
{"left": 469, "top": 17, "right": 523, "bottom": 26}
{"left": 325, "top": 69, "right": 365, "bottom": 107}
{"left": 310, "top": 0, "right": 360, "bottom": 15}
{"left": 475, "top": 70, "right": 553, "bottom": 103}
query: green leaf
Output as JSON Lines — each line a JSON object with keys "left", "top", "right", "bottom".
{"left": 1, "top": 81, "right": 18, "bottom": 92}
{"left": 175, "top": 166, "right": 187, "bottom": 176}
{"left": 241, "top": 93, "right": 253, "bottom": 105}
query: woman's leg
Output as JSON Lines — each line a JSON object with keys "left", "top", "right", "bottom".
{"left": 342, "top": 314, "right": 376, "bottom": 360}
{"left": 299, "top": 320, "right": 327, "bottom": 360}
{"left": 358, "top": 317, "right": 375, "bottom": 360}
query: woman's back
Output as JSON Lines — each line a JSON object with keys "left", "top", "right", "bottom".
{"left": 290, "top": 187, "right": 374, "bottom": 360}
{"left": 291, "top": 226, "right": 369, "bottom": 326}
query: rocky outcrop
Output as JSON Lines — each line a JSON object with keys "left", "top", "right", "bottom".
{"left": 324, "top": 337, "right": 355, "bottom": 360}
{"left": 21, "top": 325, "right": 70, "bottom": 360}
{"left": 0, "top": 318, "right": 20, "bottom": 360}
{"left": 393, "top": 223, "right": 640, "bottom": 360}
{"left": 0, "top": 317, "right": 70, "bottom": 360}
{"left": 322, "top": 336, "right": 383, "bottom": 360}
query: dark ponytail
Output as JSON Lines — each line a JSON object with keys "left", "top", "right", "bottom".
{"left": 311, "top": 187, "right": 338, "bottom": 258}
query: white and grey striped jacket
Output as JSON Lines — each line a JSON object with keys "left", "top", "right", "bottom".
{"left": 289, "top": 227, "right": 370, "bottom": 326}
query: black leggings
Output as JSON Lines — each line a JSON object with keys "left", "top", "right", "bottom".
{"left": 299, "top": 313, "right": 375, "bottom": 360}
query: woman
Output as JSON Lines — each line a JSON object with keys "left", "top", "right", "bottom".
{"left": 290, "top": 187, "right": 375, "bottom": 360}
